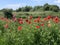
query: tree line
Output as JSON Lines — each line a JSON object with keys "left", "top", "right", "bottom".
{"left": 0, "top": 3, "right": 60, "bottom": 12}
{"left": 0, "top": 3, "right": 60, "bottom": 19}
{"left": 16, "top": 3, "right": 60, "bottom": 12}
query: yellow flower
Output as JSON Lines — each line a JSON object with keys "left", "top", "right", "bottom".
{"left": 48, "top": 23, "right": 51, "bottom": 27}
{"left": 48, "top": 21, "right": 51, "bottom": 23}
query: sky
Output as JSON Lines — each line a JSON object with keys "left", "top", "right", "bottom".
{"left": 0, "top": 0, "right": 60, "bottom": 10}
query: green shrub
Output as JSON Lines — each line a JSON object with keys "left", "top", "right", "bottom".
{"left": 3, "top": 9, "right": 13, "bottom": 19}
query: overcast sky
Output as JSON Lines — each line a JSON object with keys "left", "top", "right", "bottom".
{"left": 0, "top": 0, "right": 60, "bottom": 10}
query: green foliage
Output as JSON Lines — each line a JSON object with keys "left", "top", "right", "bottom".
{"left": 33, "top": 6, "right": 43, "bottom": 11}
{"left": 43, "top": 3, "right": 59, "bottom": 12}
{"left": 3, "top": 9, "right": 13, "bottom": 19}
{"left": 43, "top": 3, "right": 50, "bottom": 11}
{"left": 15, "top": 3, "right": 60, "bottom": 12}
{"left": 16, "top": 8, "right": 22, "bottom": 12}
{"left": 16, "top": 6, "right": 32, "bottom": 12}
{"left": 24, "top": 6, "right": 32, "bottom": 12}
{"left": 52, "top": 5, "right": 59, "bottom": 12}
{"left": 15, "top": 11, "right": 60, "bottom": 18}
{"left": 0, "top": 17, "right": 60, "bottom": 45}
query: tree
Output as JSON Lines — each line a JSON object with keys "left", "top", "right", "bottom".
{"left": 24, "top": 6, "right": 32, "bottom": 12}
{"left": 33, "top": 6, "right": 43, "bottom": 11}
{"left": 16, "top": 8, "right": 22, "bottom": 12}
{"left": 16, "top": 6, "right": 32, "bottom": 12}
{"left": 43, "top": 3, "right": 59, "bottom": 12}
{"left": 52, "top": 5, "right": 59, "bottom": 12}
{"left": 43, "top": 3, "right": 50, "bottom": 11}
{"left": 3, "top": 8, "right": 13, "bottom": 19}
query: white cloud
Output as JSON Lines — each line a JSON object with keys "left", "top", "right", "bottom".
{"left": 3, "top": 3, "right": 26, "bottom": 10}
{"left": 53, "top": 0, "right": 60, "bottom": 7}
{"left": 54, "top": 0, "right": 60, "bottom": 3}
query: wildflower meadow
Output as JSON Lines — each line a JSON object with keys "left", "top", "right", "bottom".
{"left": 0, "top": 15, "right": 60, "bottom": 45}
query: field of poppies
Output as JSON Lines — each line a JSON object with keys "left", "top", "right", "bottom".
{"left": 0, "top": 15, "right": 60, "bottom": 45}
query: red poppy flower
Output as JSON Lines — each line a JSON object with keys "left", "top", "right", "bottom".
{"left": 18, "top": 18, "right": 23, "bottom": 21}
{"left": 53, "top": 16, "right": 59, "bottom": 23}
{"left": 28, "top": 21, "right": 31, "bottom": 24}
{"left": 36, "top": 26, "right": 40, "bottom": 28}
{"left": 37, "top": 18, "right": 40, "bottom": 22}
{"left": 41, "top": 23, "right": 44, "bottom": 26}
{"left": 44, "top": 18, "right": 48, "bottom": 21}
{"left": 25, "top": 19, "right": 29, "bottom": 22}
{"left": 47, "top": 15, "right": 51, "bottom": 19}
{"left": 34, "top": 18, "right": 40, "bottom": 23}
{"left": 34, "top": 19, "right": 37, "bottom": 22}
{"left": 18, "top": 26, "right": 22, "bottom": 30}
{"left": 4, "top": 24, "right": 8, "bottom": 28}
{"left": 19, "top": 21, "right": 23, "bottom": 24}
{"left": 1, "top": 17, "right": 4, "bottom": 20}
{"left": 30, "top": 16, "right": 33, "bottom": 20}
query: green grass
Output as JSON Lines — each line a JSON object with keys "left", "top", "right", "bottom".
{"left": 15, "top": 11, "right": 60, "bottom": 18}
{"left": 0, "top": 16, "right": 60, "bottom": 45}
{"left": 0, "top": 11, "right": 60, "bottom": 18}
